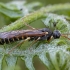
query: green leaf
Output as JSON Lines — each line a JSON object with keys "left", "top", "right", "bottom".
{"left": 0, "top": 48, "right": 4, "bottom": 70}
{"left": 21, "top": 56, "right": 35, "bottom": 70}
{"left": 42, "top": 13, "right": 70, "bottom": 33}
{"left": 0, "top": 3, "right": 23, "bottom": 18}
{"left": 5, "top": 56, "right": 17, "bottom": 70}
{"left": 38, "top": 52, "right": 55, "bottom": 70}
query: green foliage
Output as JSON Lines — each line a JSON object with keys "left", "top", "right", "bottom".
{"left": 0, "top": 1, "right": 70, "bottom": 70}
{"left": 0, "top": 1, "right": 42, "bottom": 25}
{"left": 42, "top": 13, "right": 70, "bottom": 33}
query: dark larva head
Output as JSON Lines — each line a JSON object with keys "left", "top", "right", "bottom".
{"left": 53, "top": 30, "right": 61, "bottom": 39}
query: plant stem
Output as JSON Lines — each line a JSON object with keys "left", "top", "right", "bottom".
{"left": 0, "top": 3, "right": 70, "bottom": 32}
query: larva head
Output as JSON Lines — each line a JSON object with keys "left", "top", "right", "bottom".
{"left": 53, "top": 30, "right": 61, "bottom": 39}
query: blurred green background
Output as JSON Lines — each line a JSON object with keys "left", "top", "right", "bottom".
{"left": 0, "top": 0, "right": 70, "bottom": 5}
{"left": 0, "top": 0, "right": 70, "bottom": 70}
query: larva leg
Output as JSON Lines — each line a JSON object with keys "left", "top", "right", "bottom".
{"left": 8, "top": 37, "right": 30, "bottom": 54}
{"left": 24, "top": 23, "right": 35, "bottom": 30}
{"left": 29, "top": 37, "right": 41, "bottom": 50}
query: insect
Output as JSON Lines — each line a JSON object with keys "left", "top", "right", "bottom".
{"left": 0, "top": 23, "right": 69, "bottom": 53}
{"left": 0, "top": 28, "right": 61, "bottom": 45}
